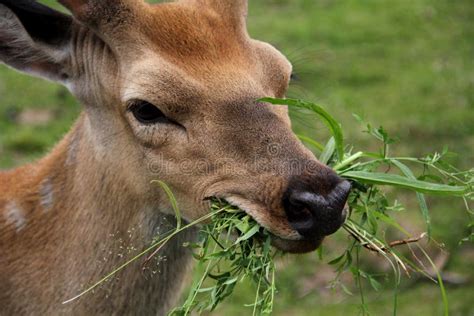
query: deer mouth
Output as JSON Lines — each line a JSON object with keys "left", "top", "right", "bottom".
{"left": 220, "top": 195, "right": 327, "bottom": 254}
{"left": 270, "top": 235, "right": 324, "bottom": 253}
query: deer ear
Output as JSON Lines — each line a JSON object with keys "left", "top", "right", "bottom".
{"left": 0, "top": 1, "right": 73, "bottom": 83}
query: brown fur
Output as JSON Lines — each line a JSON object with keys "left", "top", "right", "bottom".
{"left": 0, "top": 0, "right": 339, "bottom": 314}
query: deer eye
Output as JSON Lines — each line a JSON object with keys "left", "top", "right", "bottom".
{"left": 129, "top": 100, "right": 166, "bottom": 124}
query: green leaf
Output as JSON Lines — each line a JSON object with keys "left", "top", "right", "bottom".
{"left": 419, "top": 247, "right": 449, "bottom": 316}
{"left": 328, "top": 253, "right": 345, "bottom": 265}
{"left": 260, "top": 98, "right": 344, "bottom": 160}
{"left": 235, "top": 225, "right": 260, "bottom": 244}
{"left": 297, "top": 134, "right": 324, "bottom": 151}
{"left": 368, "top": 275, "right": 382, "bottom": 292}
{"left": 320, "top": 137, "right": 336, "bottom": 165}
{"left": 153, "top": 180, "right": 182, "bottom": 229}
{"left": 235, "top": 218, "right": 250, "bottom": 233}
{"left": 196, "top": 287, "right": 215, "bottom": 293}
{"left": 372, "top": 210, "right": 410, "bottom": 236}
{"left": 342, "top": 171, "right": 467, "bottom": 196}
{"left": 340, "top": 283, "right": 354, "bottom": 296}
{"left": 223, "top": 277, "right": 239, "bottom": 285}
{"left": 317, "top": 244, "right": 324, "bottom": 260}
{"left": 391, "top": 160, "right": 432, "bottom": 236}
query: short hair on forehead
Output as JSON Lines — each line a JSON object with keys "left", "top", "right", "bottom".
{"left": 140, "top": 3, "right": 249, "bottom": 62}
{"left": 122, "top": 65, "right": 204, "bottom": 105}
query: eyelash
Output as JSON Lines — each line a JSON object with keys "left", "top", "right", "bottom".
{"left": 127, "top": 99, "right": 186, "bottom": 131}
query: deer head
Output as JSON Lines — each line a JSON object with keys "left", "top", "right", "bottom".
{"left": 0, "top": 0, "right": 350, "bottom": 253}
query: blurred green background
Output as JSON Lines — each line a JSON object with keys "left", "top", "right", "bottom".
{"left": 1, "top": 0, "right": 473, "bottom": 315}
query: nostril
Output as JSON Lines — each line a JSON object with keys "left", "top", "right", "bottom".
{"left": 283, "top": 194, "right": 317, "bottom": 237}
{"left": 283, "top": 180, "right": 352, "bottom": 239}
{"left": 289, "top": 192, "right": 328, "bottom": 210}
{"left": 284, "top": 205, "right": 315, "bottom": 234}
{"left": 328, "top": 180, "right": 352, "bottom": 206}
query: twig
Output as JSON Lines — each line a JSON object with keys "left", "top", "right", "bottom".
{"left": 350, "top": 232, "right": 427, "bottom": 253}
{"left": 387, "top": 233, "right": 427, "bottom": 248}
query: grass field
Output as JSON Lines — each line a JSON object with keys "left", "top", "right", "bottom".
{"left": 1, "top": 0, "right": 473, "bottom": 315}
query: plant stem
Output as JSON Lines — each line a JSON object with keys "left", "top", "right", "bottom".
{"left": 334, "top": 151, "right": 364, "bottom": 171}
{"left": 62, "top": 208, "right": 224, "bottom": 305}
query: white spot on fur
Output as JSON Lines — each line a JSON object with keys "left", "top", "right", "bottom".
{"left": 64, "top": 81, "right": 74, "bottom": 93}
{"left": 4, "top": 201, "right": 26, "bottom": 233}
{"left": 39, "top": 178, "right": 54, "bottom": 213}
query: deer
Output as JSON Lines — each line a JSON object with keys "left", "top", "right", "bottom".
{"left": 0, "top": 0, "right": 351, "bottom": 314}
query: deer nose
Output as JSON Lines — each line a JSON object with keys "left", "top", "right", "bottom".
{"left": 283, "top": 180, "right": 351, "bottom": 239}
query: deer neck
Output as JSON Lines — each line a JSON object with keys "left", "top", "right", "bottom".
{"left": 0, "top": 113, "right": 196, "bottom": 314}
